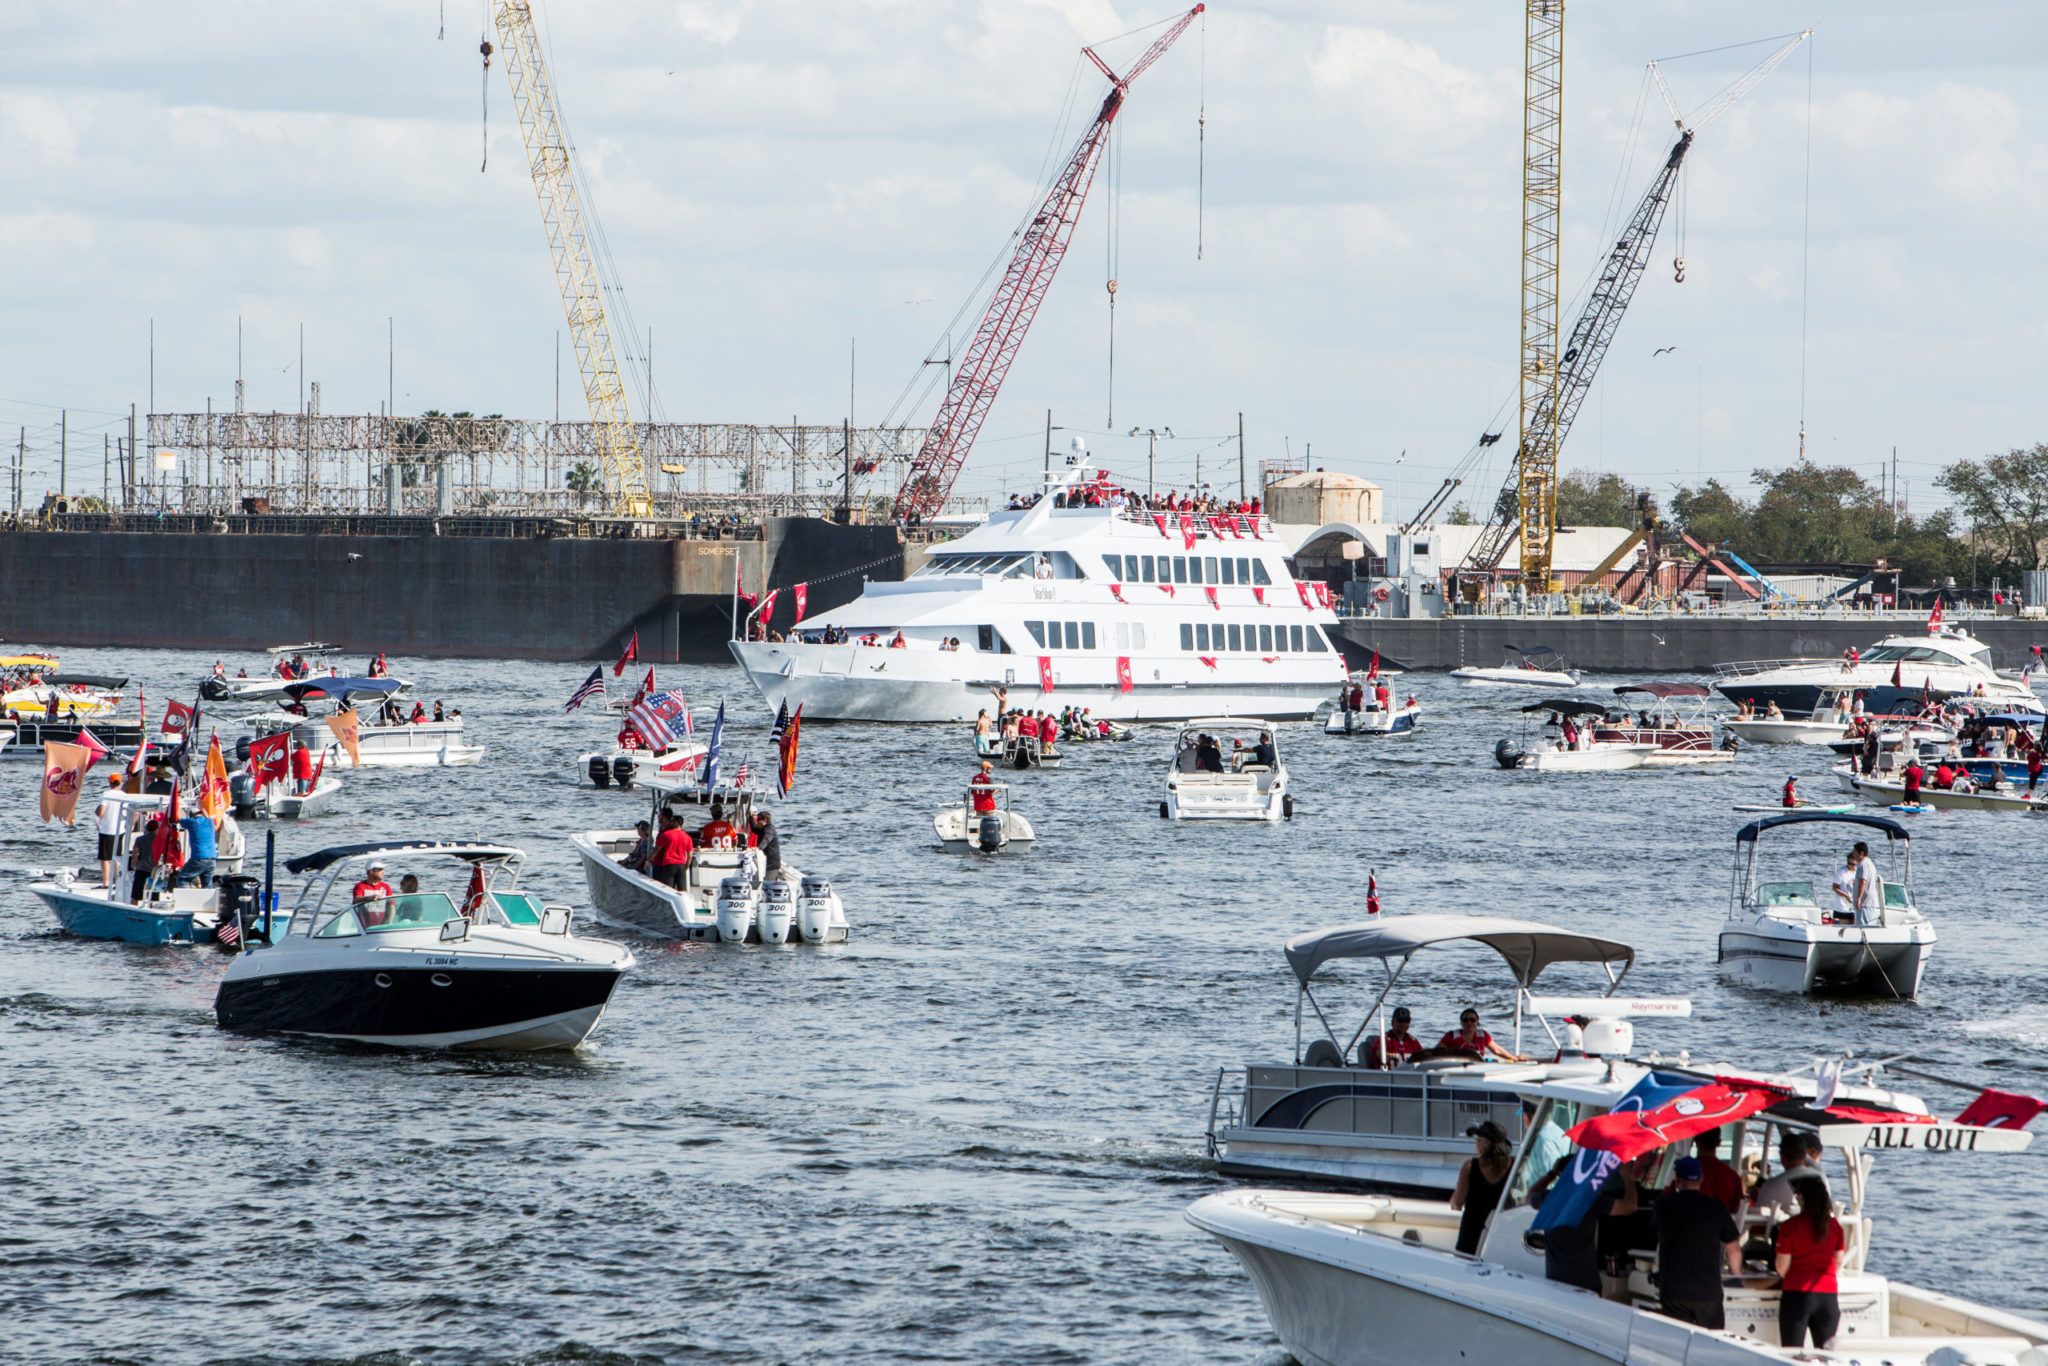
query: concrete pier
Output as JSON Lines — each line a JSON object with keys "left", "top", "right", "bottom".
{"left": 1337, "top": 614, "right": 2048, "bottom": 673}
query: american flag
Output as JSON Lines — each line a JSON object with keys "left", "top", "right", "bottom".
{"left": 217, "top": 913, "right": 242, "bottom": 947}
{"left": 733, "top": 758, "right": 750, "bottom": 789}
{"left": 628, "top": 689, "right": 692, "bottom": 748}
{"left": 564, "top": 666, "right": 606, "bottom": 712}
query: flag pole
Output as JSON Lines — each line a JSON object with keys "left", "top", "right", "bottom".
{"left": 262, "top": 829, "right": 275, "bottom": 944}
{"left": 729, "top": 550, "right": 740, "bottom": 642}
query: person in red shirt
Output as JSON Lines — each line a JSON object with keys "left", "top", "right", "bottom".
{"left": 651, "top": 812, "right": 695, "bottom": 889}
{"left": 696, "top": 801, "right": 739, "bottom": 850}
{"left": 1017, "top": 712, "right": 1039, "bottom": 743}
{"left": 1374, "top": 681, "right": 1391, "bottom": 712}
{"left": 1901, "top": 759, "right": 1924, "bottom": 802}
{"left": 1782, "top": 775, "right": 1800, "bottom": 808}
{"left": 409, "top": 701, "right": 427, "bottom": 724}
{"left": 1692, "top": 1129, "right": 1745, "bottom": 1214}
{"left": 1932, "top": 762, "right": 1955, "bottom": 790}
{"left": 1438, "top": 1008, "right": 1525, "bottom": 1062}
{"left": 290, "top": 741, "right": 315, "bottom": 795}
{"left": 352, "top": 861, "right": 395, "bottom": 927}
{"left": 1774, "top": 1176, "right": 1846, "bottom": 1349}
{"left": 1363, "top": 1007, "right": 1422, "bottom": 1068}
{"left": 970, "top": 761, "right": 998, "bottom": 814}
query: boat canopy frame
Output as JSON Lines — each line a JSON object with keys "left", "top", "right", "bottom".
{"left": 1281, "top": 915, "right": 1635, "bottom": 1067}
{"left": 1730, "top": 810, "right": 1913, "bottom": 921}
{"left": 285, "top": 841, "right": 525, "bottom": 937}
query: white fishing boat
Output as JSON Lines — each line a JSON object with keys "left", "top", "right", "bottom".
{"left": 1833, "top": 761, "right": 2043, "bottom": 813}
{"left": 571, "top": 785, "right": 848, "bottom": 944}
{"left": 1190, "top": 1057, "right": 2047, "bottom": 1366}
{"left": 1164, "top": 718, "right": 1292, "bottom": 821}
{"left": 1718, "top": 811, "right": 1936, "bottom": 998}
{"left": 1722, "top": 683, "right": 1861, "bottom": 746}
{"left": 1495, "top": 700, "right": 1656, "bottom": 771}
{"left": 1323, "top": 678, "right": 1421, "bottom": 735}
{"left": 1593, "top": 682, "right": 1735, "bottom": 766}
{"left": 577, "top": 739, "right": 707, "bottom": 790}
{"left": 729, "top": 460, "right": 1347, "bottom": 722}
{"left": 1206, "top": 915, "right": 1668, "bottom": 1192}
{"left": 1715, "top": 625, "right": 2037, "bottom": 716}
{"left": 229, "top": 770, "right": 343, "bottom": 820}
{"left": 1450, "top": 645, "right": 1581, "bottom": 689}
{"left": 215, "top": 840, "right": 632, "bottom": 1050}
{"left": 933, "top": 781, "right": 1036, "bottom": 853}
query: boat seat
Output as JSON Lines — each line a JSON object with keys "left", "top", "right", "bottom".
{"left": 1302, "top": 1038, "right": 1345, "bottom": 1069}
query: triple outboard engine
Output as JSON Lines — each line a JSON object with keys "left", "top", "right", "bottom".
{"left": 714, "top": 875, "right": 757, "bottom": 944}
{"left": 976, "top": 811, "right": 1007, "bottom": 853}
{"left": 586, "top": 754, "right": 611, "bottom": 788}
{"left": 757, "top": 878, "right": 795, "bottom": 945}
{"left": 611, "top": 755, "right": 637, "bottom": 789}
{"left": 1493, "top": 738, "right": 1523, "bottom": 770}
{"left": 797, "top": 875, "right": 835, "bottom": 945}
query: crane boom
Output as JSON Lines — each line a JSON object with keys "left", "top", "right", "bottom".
{"left": 893, "top": 5, "right": 1204, "bottom": 524}
{"left": 1516, "top": 0, "right": 1566, "bottom": 593}
{"left": 493, "top": 0, "right": 653, "bottom": 516}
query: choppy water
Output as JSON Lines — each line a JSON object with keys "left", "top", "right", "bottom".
{"left": 3, "top": 648, "right": 2043, "bottom": 1363}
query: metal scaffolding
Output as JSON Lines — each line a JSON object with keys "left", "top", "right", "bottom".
{"left": 135, "top": 411, "right": 932, "bottom": 521}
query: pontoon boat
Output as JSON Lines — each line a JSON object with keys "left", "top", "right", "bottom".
{"left": 1594, "top": 682, "right": 1734, "bottom": 765}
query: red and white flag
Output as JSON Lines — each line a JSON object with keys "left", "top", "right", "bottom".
{"left": 792, "top": 582, "right": 809, "bottom": 624}
{"left": 1037, "top": 655, "right": 1055, "bottom": 694}
{"left": 635, "top": 667, "right": 656, "bottom": 704}
{"left": 612, "top": 630, "right": 639, "bottom": 677}
{"left": 247, "top": 733, "right": 291, "bottom": 791}
{"left": 1151, "top": 512, "right": 1169, "bottom": 538}
{"left": 1198, "top": 656, "right": 1218, "bottom": 670}
{"left": 1367, "top": 650, "right": 1380, "bottom": 682}
{"left": 1926, "top": 598, "right": 1944, "bottom": 635}
{"left": 1954, "top": 1088, "right": 2048, "bottom": 1131}
{"left": 1314, "top": 582, "right": 1334, "bottom": 610}
{"left": 1180, "top": 517, "right": 1199, "bottom": 551}
{"left": 756, "top": 589, "right": 780, "bottom": 624}
{"left": 1295, "top": 582, "right": 1313, "bottom": 609}
{"left": 1108, "top": 583, "right": 1126, "bottom": 604}
{"left": 1366, "top": 870, "right": 1380, "bottom": 916}
{"left": 1205, "top": 586, "right": 1220, "bottom": 609}
{"left": 1159, "top": 583, "right": 1176, "bottom": 598}
{"left": 736, "top": 563, "right": 757, "bottom": 609}
{"left": 162, "top": 700, "right": 196, "bottom": 736}
{"left": 1252, "top": 586, "right": 1266, "bottom": 606}
{"left": 1115, "top": 656, "right": 1133, "bottom": 693}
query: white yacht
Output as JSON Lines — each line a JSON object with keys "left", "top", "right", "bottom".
{"left": 1718, "top": 810, "right": 1935, "bottom": 998}
{"left": 729, "top": 462, "right": 1347, "bottom": 722}
{"left": 1715, "top": 627, "right": 2037, "bottom": 716}
{"left": 1191, "top": 1057, "right": 2047, "bottom": 1366}
{"left": 1450, "top": 646, "right": 1582, "bottom": 689}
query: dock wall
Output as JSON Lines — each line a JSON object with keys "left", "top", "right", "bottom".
{"left": 0, "top": 519, "right": 901, "bottom": 663}
{"left": 1339, "top": 615, "right": 2048, "bottom": 673}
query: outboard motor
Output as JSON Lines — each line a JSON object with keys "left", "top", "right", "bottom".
{"left": 212, "top": 874, "right": 265, "bottom": 951}
{"left": 228, "top": 771, "right": 260, "bottom": 817}
{"left": 1493, "top": 737, "right": 1523, "bottom": 770}
{"left": 976, "top": 811, "right": 1006, "bottom": 853}
{"left": 234, "top": 735, "right": 253, "bottom": 765}
{"left": 757, "top": 878, "right": 795, "bottom": 945}
{"left": 797, "top": 875, "right": 835, "bottom": 945}
{"left": 586, "top": 754, "right": 611, "bottom": 788}
{"left": 611, "top": 754, "right": 637, "bottom": 789}
{"left": 714, "top": 875, "right": 757, "bottom": 944}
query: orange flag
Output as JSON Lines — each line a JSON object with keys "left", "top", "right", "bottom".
{"left": 199, "top": 734, "right": 232, "bottom": 821}
{"left": 325, "top": 708, "right": 362, "bottom": 768}
{"left": 39, "top": 740, "right": 92, "bottom": 825}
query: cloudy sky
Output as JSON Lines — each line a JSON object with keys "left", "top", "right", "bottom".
{"left": 3, "top": 1, "right": 2044, "bottom": 518}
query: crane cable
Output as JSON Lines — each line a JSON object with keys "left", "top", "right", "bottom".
{"left": 1106, "top": 120, "right": 1121, "bottom": 426}
{"left": 1196, "top": 8, "right": 1206, "bottom": 261}
{"left": 478, "top": 7, "right": 493, "bottom": 174}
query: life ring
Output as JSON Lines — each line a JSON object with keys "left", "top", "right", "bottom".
{"left": 1373, "top": 586, "right": 1390, "bottom": 603}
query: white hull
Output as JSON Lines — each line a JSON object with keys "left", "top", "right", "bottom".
{"left": 1723, "top": 717, "right": 1847, "bottom": 746}
{"left": 1719, "top": 923, "right": 1935, "bottom": 997}
{"left": 1835, "top": 766, "right": 2044, "bottom": 812}
{"left": 1511, "top": 746, "right": 1653, "bottom": 771}
{"left": 1638, "top": 747, "right": 1735, "bottom": 767}
{"left": 1323, "top": 704, "right": 1421, "bottom": 736}
{"left": 234, "top": 774, "right": 343, "bottom": 820}
{"left": 1450, "top": 667, "right": 1581, "bottom": 688}
{"left": 933, "top": 807, "right": 1037, "bottom": 852}
{"left": 570, "top": 832, "right": 849, "bottom": 944}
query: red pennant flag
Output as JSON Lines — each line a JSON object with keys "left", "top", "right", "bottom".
{"left": 1181, "top": 518, "right": 1198, "bottom": 551}
{"left": 1234, "top": 515, "right": 1251, "bottom": 537}
{"left": 1199, "top": 656, "right": 1219, "bottom": 670}
{"left": 1955, "top": 1088, "right": 2048, "bottom": 1130}
{"left": 1109, "top": 583, "right": 1126, "bottom": 604}
{"left": 636, "top": 667, "right": 656, "bottom": 703}
{"left": 792, "top": 582, "right": 809, "bottom": 624}
{"left": 1037, "top": 655, "right": 1056, "bottom": 694}
{"left": 1567, "top": 1082, "right": 1782, "bottom": 1160}
{"left": 1368, "top": 650, "right": 1380, "bottom": 681}
{"left": 1205, "top": 586, "right": 1220, "bottom": 609}
{"left": 151, "top": 784, "right": 187, "bottom": 873}
{"left": 1208, "top": 515, "right": 1228, "bottom": 538}
{"left": 736, "top": 563, "right": 756, "bottom": 609}
{"left": 247, "top": 733, "right": 291, "bottom": 791}
{"left": 1314, "top": 582, "right": 1333, "bottom": 610}
{"left": 73, "top": 727, "right": 110, "bottom": 767}
{"left": 1159, "top": 584, "right": 1176, "bottom": 598}
{"left": 1151, "top": 512, "right": 1169, "bottom": 538}
{"left": 1115, "top": 656, "right": 1133, "bottom": 693}
{"left": 1367, "top": 870, "right": 1380, "bottom": 916}
{"left": 1927, "top": 598, "right": 1944, "bottom": 635}
{"left": 1252, "top": 586, "right": 1266, "bottom": 606}
{"left": 613, "top": 630, "right": 639, "bottom": 677}
{"left": 162, "top": 700, "right": 196, "bottom": 736}
{"left": 756, "top": 589, "right": 780, "bottom": 624}
{"left": 461, "top": 862, "right": 488, "bottom": 919}
{"left": 1295, "top": 582, "right": 1313, "bottom": 609}
{"left": 1261, "top": 655, "right": 1278, "bottom": 663}
{"left": 1890, "top": 661, "right": 1902, "bottom": 687}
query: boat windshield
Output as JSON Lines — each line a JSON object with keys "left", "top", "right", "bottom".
{"left": 309, "top": 892, "right": 463, "bottom": 937}
{"left": 489, "top": 891, "right": 544, "bottom": 926}
{"left": 1861, "top": 643, "right": 1973, "bottom": 666}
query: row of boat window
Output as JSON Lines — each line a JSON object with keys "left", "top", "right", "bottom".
{"left": 1101, "top": 553, "right": 1274, "bottom": 588}
{"left": 1025, "top": 620, "right": 1098, "bottom": 650}
{"left": 1181, "top": 622, "right": 1329, "bottom": 654}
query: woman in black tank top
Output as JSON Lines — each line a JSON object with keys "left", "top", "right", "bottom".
{"left": 1453, "top": 1121, "right": 1515, "bottom": 1256}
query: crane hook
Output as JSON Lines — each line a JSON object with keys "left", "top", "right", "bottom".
{"left": 480, "top": 39, "right": 494, "bottom": 67}
{"left": 1672, "top": 256, "right": 1686, "bottom": 284}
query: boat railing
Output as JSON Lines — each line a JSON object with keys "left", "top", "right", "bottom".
{"left": 1111, "top": 503, "right": 1273, "bottom": 540}
{"left": 1215, "top": 1063, "right": 1523, "bottom": 1149}
{"left": 1205, "top": 1067, "right": 1246, "bottom": 1155}
{"left": 1713, "top": 657, "right": 1839, "bottom": 678}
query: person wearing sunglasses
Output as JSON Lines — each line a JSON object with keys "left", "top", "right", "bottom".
{"left": 1438, "top": 1008, "right": 1526, "bottom": 1062}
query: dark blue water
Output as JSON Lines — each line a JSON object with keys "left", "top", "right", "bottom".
{"left": 3, "top": 649, "right": 2042, "bottom": 1362}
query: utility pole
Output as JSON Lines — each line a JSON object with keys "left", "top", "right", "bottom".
{"left": 127, "top": 404, "right": 138, "bottom": 508}
{"left": 15, "top": 426, "right": 24, "bottom": 515}
{"left": 103, "top": 434, "right": 109, "bottom": 504}
{"left": 1148, "top": 430, "right": 1157, "bottom": 498}
{"left": 841, "top": 417, "right": 853, "bottom": 524}
{"left": 1042, "top": 409, "right": 1053, "bottom": 486}
{"left": 59, "top": 408, "right": 67, "bottom": 501}
{"left": 1237, "top": 411, "right": 1246, "bottom": 502}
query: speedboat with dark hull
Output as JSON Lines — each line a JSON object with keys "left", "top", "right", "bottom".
{"left": 215, "top": 841, "right": 632, "bottom": 1050}
{"left": 1714, "top": 627, "right": 2037, "bottom": 717}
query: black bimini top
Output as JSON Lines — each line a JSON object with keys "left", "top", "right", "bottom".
{"left": 285, "top": 841, "right": 522, "bottom": 873}
{"left": 1615, "top": 682, "right": 1711, "bottom": 699}
{"left": 1520, "top": 698, "right": 1607, "bottom": 718}
{"left": 1734, "top": 811, "right": 1911, "bottom": 846}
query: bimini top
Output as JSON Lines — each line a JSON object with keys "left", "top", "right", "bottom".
{"left": 282, "top": 677, "right": 402, "bottom": 703}
{"left": 1615, "top": 682, "right": 1711, "bottom": 699}
{"left": 1282, "top": 914, "right": 1635, "bottom": 987}
{"left": 1520, "top": 698, "right": 1607, "bottom": 718}
{"left": 266, "top": 641, "right": 337, "bottom": 655}
{"left": 1735, "top": 810, "right": 1911, "bottom": 846}
{"left": 44, "top": 673, "right": 130, "bottom": 690}
{"left": 1177, "top": 717, "right": 1277, "bottom": 732}
{"left": 285, "top": 840, "right": 523, "bottom": 874}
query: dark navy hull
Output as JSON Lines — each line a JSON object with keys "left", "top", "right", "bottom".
{"left": 215, "top": 964, "right": 623, "bottom": 1049}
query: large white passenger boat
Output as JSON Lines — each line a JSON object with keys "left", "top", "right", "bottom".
{"left": 729, "top": 462, "right": 1347, "bottom": 722}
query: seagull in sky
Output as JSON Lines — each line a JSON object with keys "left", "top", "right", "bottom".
{"left": 1653, "top": 346, "right": 1679, "bottom": 357}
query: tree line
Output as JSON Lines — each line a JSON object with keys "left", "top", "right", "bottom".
{"left": 1537, "top": 446, "right": 2048, "bottom": 587}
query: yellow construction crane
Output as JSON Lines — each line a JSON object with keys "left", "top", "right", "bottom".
{"left": 1517, "top": 0, "right": 1564, "bottom": 594}
{"left": 489, "top": 1, "right": 654, "bottom": 517}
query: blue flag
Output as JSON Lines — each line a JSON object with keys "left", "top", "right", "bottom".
{"left": 701, "top": 700, "right": 725, "bottom": 789}
{"left": 1531, "top": 1070, "right": 1699, "bottom": 1232}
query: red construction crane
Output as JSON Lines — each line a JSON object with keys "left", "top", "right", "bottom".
{"left": 893, "top": 5, "right": 1204, "bottom": 524}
